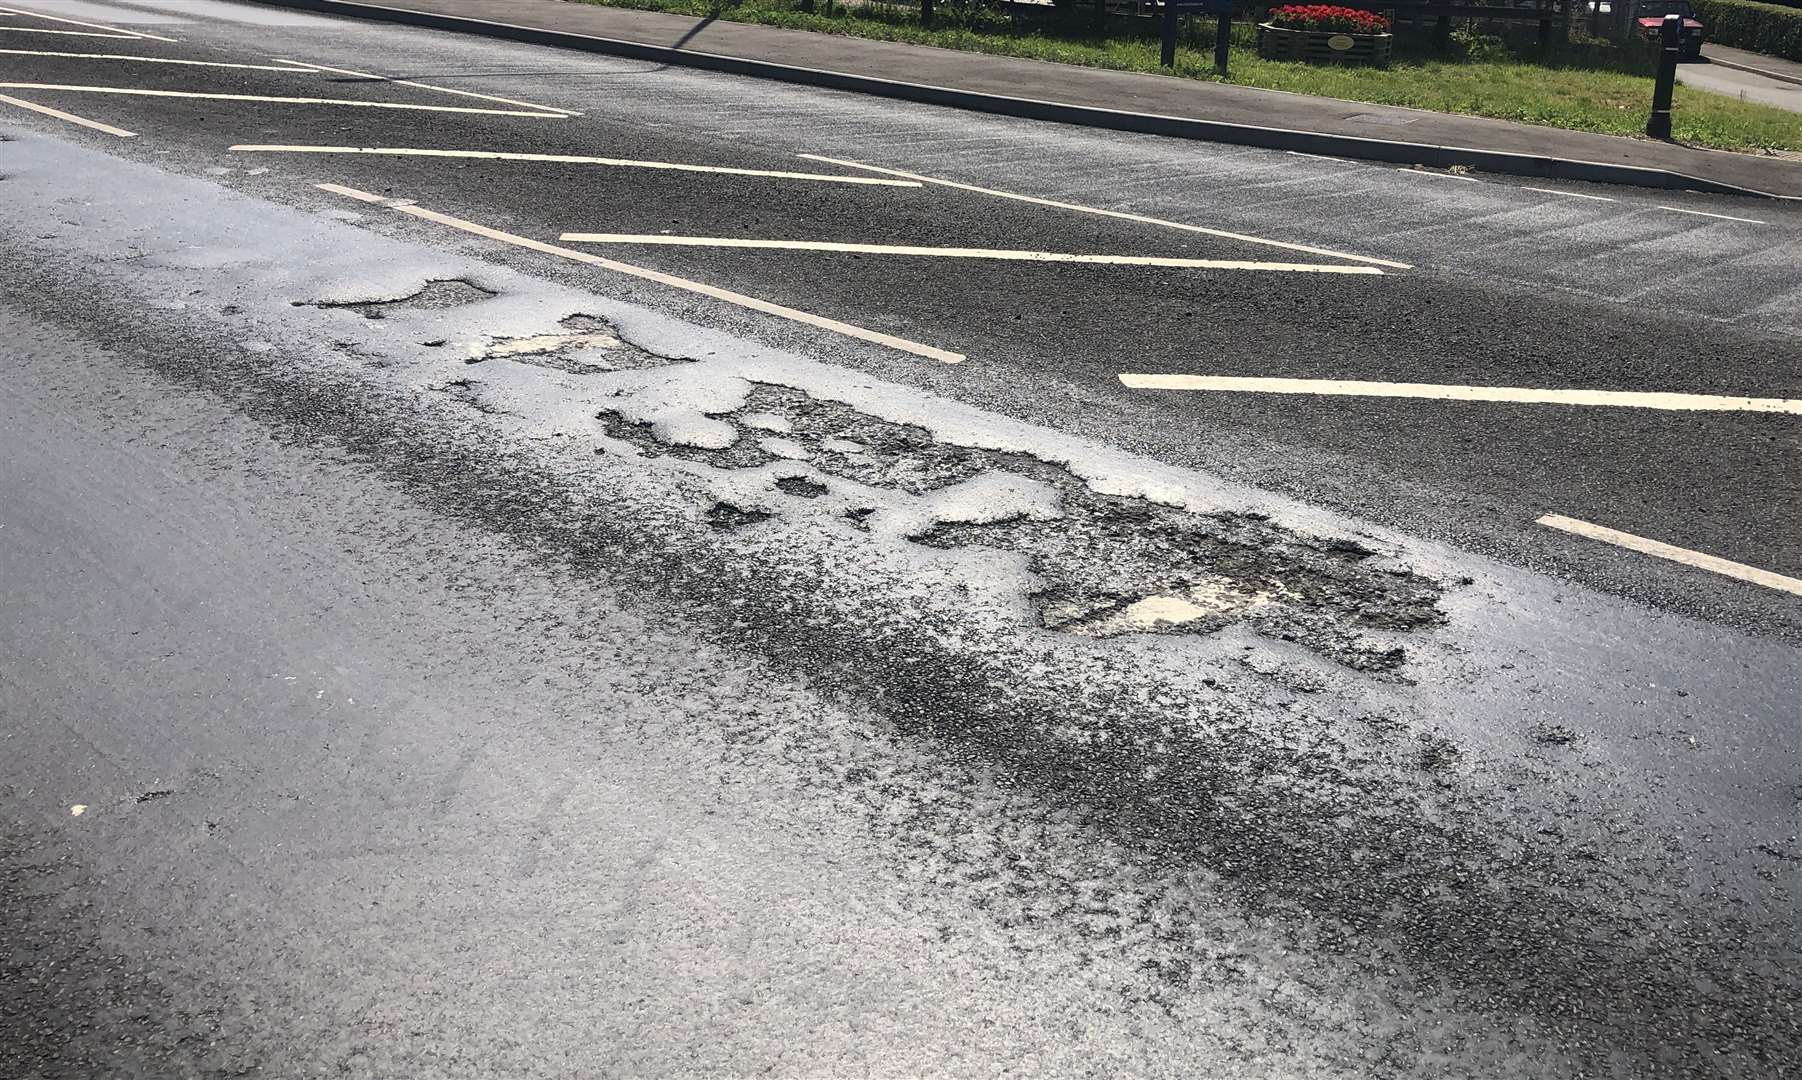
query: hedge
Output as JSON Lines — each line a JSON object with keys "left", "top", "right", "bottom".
{"left": 1692, "top": 0, "right": 1802, "bottom": 61}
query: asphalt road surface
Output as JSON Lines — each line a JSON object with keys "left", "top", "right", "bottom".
{"left": 3, "top": 2, "right": 1800, "bottom": 1077}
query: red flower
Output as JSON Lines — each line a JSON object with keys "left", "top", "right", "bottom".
{"left": 1267, "top": 4, "right": 1391, "bottom": 33}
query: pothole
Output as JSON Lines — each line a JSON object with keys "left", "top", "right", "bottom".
{"left": 707, "top": 502, "right": 772, "bottom": 530}
{"left": 599, "top": 381, "right": 1447, "bottom": 671}
{"left": 775, "top": 476, "right": 829, "bottom": 499}
{"left": 301, "top": 278, "right": 496, "bottom": 319}
{"left": 427, "top": 376, "right": 503, "bottom": 415}
{"left": 468, "top": 313, "right": 687, "bottom": 373}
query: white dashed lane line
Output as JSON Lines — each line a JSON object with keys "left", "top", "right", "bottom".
{"left": 1521, "top": 186, "right": 1616, "bottom": 202}
{"left": 0, "top": 25, "right": 135, "bottom": 37}
{"left": 271, "top": 58, "right": 579, "bottom": 117}
{"left": 0, "top": 48, "right": 316, "bottom": 71}
{"left": 1396, "top": 168, "right": 1484, "bottom": 183}
{"left": 1658, "top": 205, "right": 1768, "bottom": 225}
{"left": 557, "top": 234, "right": 1386, "bottom": 274}
{"left": 1117, "top": 374, "right": 1802, "bottom": 414}
{"left": 1538, "top": 514, "right": 1802, "bottom": 597}
{"left": 0, "top": 3, "right": 177, "bottom": 42}
{"left": 0, "top": 91, "right": 131, "bottom": 135}
{"left": 798, "top": 153, "right": 1412, "bottom": 270}
{"left": 0, "top": 82, "right": 569, "bottom": 116}
{"left": 230, "top": 144, "right": 923, "bottom": 187}
{"left": 317, "top": 183, "right": 967, "bottom": 364}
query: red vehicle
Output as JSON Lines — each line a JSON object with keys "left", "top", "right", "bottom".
{"left": 1634, "top": 0, "right": 1706, "bottom": 61}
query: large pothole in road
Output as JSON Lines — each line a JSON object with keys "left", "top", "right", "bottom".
{"left": 599, "top": 382, "right": 1445, "bottom": 672}
{"left": 466, "top": 313, "right": 687, "bottom": 374}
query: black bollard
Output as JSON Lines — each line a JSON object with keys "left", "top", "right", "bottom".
{"left": 1646, "top": 14, "right": 1680, "bottom": 139}
{"left": 1161, "top": 2, "right": 1178, "bottom": 68}
{"left": 1214, "top": 12, "right": 1230, "bottom": 77}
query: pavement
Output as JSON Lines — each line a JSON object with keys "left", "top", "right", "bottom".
{"left": 1, "top": 2, "right": 1800, "bottom": 1078}
{"left": 1684, "top": 43, "right": 1802, "bottom": 113}
{"left": 1706, "top": 41, "right": 1802, "bottom": 89}
{"left": 251, "top": 0, "right": 1802, "bottom": 197}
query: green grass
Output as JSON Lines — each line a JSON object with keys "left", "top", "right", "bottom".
{"left": 574, "top": 0, "right": 1802, "bottom": 152}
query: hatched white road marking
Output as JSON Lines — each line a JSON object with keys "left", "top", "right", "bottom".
{"left": 316, "top": 183, "right": 965, "bottom": 364}
{"left": 798, "top": 153, "right": 1411, "bottom": 270}
{"left": 271, "top": 58, "right": 579, "bottom": 116}
{"left": 231, "top": 144, "right": 922, "bottom": 187}
{"left": 558, "top": 233, "right": 1384, "bottom": 273}
{"left": 1521, "top": 186, "right": 1615, "bottom": 202}
{"left": 0, "top": 82, "right": 568, "bottom": 116}
{"left": 0, "top": 90, "right": 131, "bottom": 134}
{"left": 0, "top": 48, "right": 317, "bottom": 71}
{"left": 1657, "top": 205, "right": 1767, "bottom": 225}
{"left": 1538, "top": 514, "right": 1802, "bottom": 597}
{"left": 0, "top": 3, "right": 176, "bottom": 41}
{"left": 1117, "top": 374, "right": 1802, "bottom": 414}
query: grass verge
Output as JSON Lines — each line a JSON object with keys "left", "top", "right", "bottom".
{"left": 573, "top": 0, "right": 1802, "bottom": 152}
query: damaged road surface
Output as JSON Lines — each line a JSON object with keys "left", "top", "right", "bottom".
{"left": 1, "top": 12, "right": 1798, "bottom": 1078}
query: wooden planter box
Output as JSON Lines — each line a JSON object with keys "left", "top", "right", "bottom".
{"left": 1256, "top": 23, "right": 1393, "bottom": 66}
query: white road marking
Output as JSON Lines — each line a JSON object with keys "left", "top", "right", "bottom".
{"left": 0, "top": 4, "right": 177, "bottom": 41}
{"left": 1285, "top": 150, "right": 1353, "bottom": 163}
{"left": 70, "top": 804, "right": 87, "bottom": 816}
{"left": 0, "top": 48, "right": 317, "bottom": 71}
{"left": 1657, "top": 205, "right": 1766, "bottom": 225}
{"left": 316, "top": 183, "right": 966, "bottom": 364}
{"left": 271, "top": 58, "right": 579, "bottom": 116}
{"left": 1397, "top": 167, "right": 1483, "bottom": 183}
{"left": 0, "top": 25, "right": 133, "bottom": 36}
{"left": 1538, "top": 514, "right": 1802, "bottom": 598}
{"left": 558, "top": 234, "right": 1386, "bottom": 273}
{"left": 1521, "top": 186, "right": 1615, "bottom": 202}
{"left": 798, "top": 153, "right": 1411, "bottom": 270}
{"left": 0, "top": 82, "right": 568, "bottom": 116}
{"left": 230, "top": 144, "right": 922, "bottom": 187}
{"left": 0, "top": 90, "right": 131, "bottom": 134}
{"left": 1116, "top": 374, "right": 1802, "bottom": 414}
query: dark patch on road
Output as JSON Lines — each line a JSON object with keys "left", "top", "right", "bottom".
{"left": 303, "top": 277, "right": 495, "bottom": 319}
{"left": 775, "top": 475, "right": 828, "bottom": 499}
{"left": 0, "top": 819, "right": 245, "bottom": 1079}
{"left": 706, "top": 502, "right": 772, "bottom": 530}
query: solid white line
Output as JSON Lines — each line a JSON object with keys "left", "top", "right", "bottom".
{"left": 0, "top": 4, "right": 177, "bottom": 42}
{"left": 1396, "top": 167, "right": 1483, "bottom": 183}
{"left": 272, "top": 58, "right": 579, "bottom": 116}
{"left": 0, "top": 25, "right": 135, "bottom": 37}
{"left": 1657, "top": 205, "right": 1766, "bottom": 225}
{"left": 0, "top": 48, "right": 317, "bottom": 71}
{"left": 1538, "top": 514, "right": 1802, "bottom": 597}
{"left": 0, "top": 83, "right": 567, "bottom": 116}
{"left": 558, "top": 233, "right": 1385, "bottom": 273}
{"left": 1116, "top": 374, "right": 1802, "bottom": 414}
{"left": 230, "top": 144, "right": 922, "bottom": 187}
{"left": 1522, "top": 186, "right": 1615, "bottom": 202}
{"left": 315, "top": 184, "right": 966, "bottom": 364}
{"left": 0, "top": 91, "right": 132, "bottom": 135}
{"left": 798, "top": 153, "right": 1411, "bottom": 270}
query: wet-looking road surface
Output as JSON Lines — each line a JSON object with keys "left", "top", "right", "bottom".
{"left": 2, "top": 2, "right": 1799, "bottom": 1077}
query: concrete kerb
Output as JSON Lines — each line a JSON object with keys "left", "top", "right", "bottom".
{"left": 252, "top": 0, "right": 1794, "bottom": 200}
